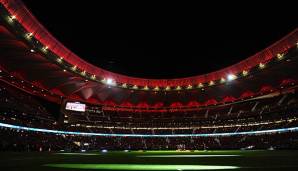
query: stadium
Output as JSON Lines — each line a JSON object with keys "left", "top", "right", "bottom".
{"left": 0, "top": 0, "right": 298, "bottom": 170}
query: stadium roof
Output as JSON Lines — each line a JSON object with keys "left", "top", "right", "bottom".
{"left": 0, "top": 0, "right": 298, "bottom": 110}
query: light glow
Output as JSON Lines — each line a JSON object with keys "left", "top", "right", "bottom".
{"left": 132, "top": 85, "right": 138, "bottom": 89}
{"left": 56, "top": 57, "right": 63, "bottom": 63}
{"left": 122, "top": 83, "right": 127, "bottom": 88}
{"left": 277, "top": 53, "right": 284, "bottom": 60}
{"left": 259, "top": 63, "right": 265, "bottom": 69}
{"left": 106, "top": 78, "right": 115, "bottom": 86}
{"left": 138, "top": 155, "right": 240, "bottom": 158}
{"left": 71, "top": 65, "right": 77, "bottom": 71}
{"left": 227, "top": 74, "right": 237, "bottom": 81}
{"left": 1, "top": 122, "right": 298, "bottom": 138}
{"left": 7, "top": 15, "right": 16, "bottom": 23}
{"left": 91, "top": 75, "right": 96, "bottom": 80}
{"left": 44, "top": 164, "right": 239, "bottom": 170}
{"left": 42, "top": 46, "right": 48, "bottom": 52}
{"left": 81, "top": 71, "right": 86, "bottom": 76}
{"left": 197, "top": 83, "right": 204, "bottom": 88}
{"left": 176, "top": 86, "right": 181, "bottom": 90}
{"left": 25, "top": 32, "right": 33, "bottom": 39}
{"left": 165, "top": 86, "right": 171, "bottom": 91}
{"left": 242, "top": 70, "right": 248, "bottom": 76}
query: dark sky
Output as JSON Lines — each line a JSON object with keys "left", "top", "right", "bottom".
{"left": 22, "top": 0, "right": 297, "bottom": 79}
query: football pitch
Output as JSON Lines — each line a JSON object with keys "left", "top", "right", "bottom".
{"left": 0, "top": 150, "right": 298, "bottom": 170}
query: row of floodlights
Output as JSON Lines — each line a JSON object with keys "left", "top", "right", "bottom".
{"left": 36, "top": 44, "right": 277, "bottom": 91}
{"left": 103, "top": 73, "right": 239, "bottom": 90}
{"left": 6, "top": 14, "right": 294, "bottom": 91}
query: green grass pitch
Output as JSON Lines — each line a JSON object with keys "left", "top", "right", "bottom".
{"left": 0, "top": 150, "right": 298, "bottom": 170}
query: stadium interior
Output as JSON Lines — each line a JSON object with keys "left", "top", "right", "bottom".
{"left": 0, "top": 0, "right": 298, "bottom": 170}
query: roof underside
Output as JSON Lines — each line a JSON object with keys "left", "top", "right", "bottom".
{"left": 1, "top": 23, "right": 298, "bottom": 108}
{"left": 0, "top": 0, "right": 298, "bottom": 110}
{"left": 0, "top": 0, "right": 297, "bottom": 88}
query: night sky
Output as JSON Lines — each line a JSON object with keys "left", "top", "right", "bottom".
{"left": 22, "top": 0, "right": 297, "bottom": 79}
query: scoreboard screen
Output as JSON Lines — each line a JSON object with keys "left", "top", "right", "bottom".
{"left": 65, "top": 102, "right": 86, "bottom": 112}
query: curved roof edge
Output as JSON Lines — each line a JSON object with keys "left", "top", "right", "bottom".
{"left": 1, "top": 0, "right": 298, "bottom": 87}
